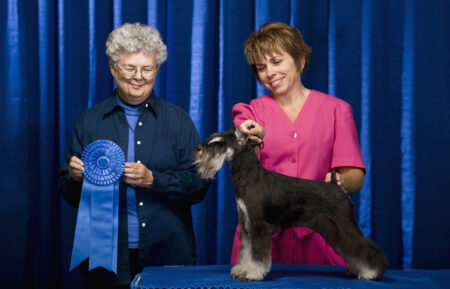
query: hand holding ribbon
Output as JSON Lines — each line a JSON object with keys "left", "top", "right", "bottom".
{"left": 70, "top": 140, "right": 125, "bottom": 274}
{"left": 69, "top": 156, "right": 84, "bottom": 182}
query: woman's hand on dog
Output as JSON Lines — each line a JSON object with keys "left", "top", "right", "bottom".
{"left": 325, "top": 171, "right": 342, "bottom": 186}
{"left": 326, "top": 167, "right": 365, "bottom": 194}
{"left": 240, "top": 119, "right": 265, "bottom": 144}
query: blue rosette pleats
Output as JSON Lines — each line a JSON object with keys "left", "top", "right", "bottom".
{"left": 70, "top": 140, "right": 125, "bottom": 273}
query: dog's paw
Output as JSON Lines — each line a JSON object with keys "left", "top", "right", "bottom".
{"left": 241, "top": 271, "right": 265, "bottom": 281}
{"left": 357, "top": 269, "right": 381, "bottom": 281}
{"left": 231, "top": 264, "right": 247, "bottom": 279}
{"left": 346, "top": 262, "right": 380, "bottom": 280}
{"left": 233, "top": 265, "right": 267, "bottom": 281}
{"left": 231, "top": 265, "right": 266, "bottom": 281}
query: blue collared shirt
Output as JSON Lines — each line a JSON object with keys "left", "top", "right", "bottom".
{"left": 58, "top": 90, "right": 209, "bottom": 284}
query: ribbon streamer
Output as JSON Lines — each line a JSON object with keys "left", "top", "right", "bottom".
{"left": 70, "top": 140, "right": 125, "bottom": 273}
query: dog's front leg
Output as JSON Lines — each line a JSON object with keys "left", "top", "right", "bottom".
{"left": 231, "top": 224, "right": 251, "bottom": 280}
{"left": 231, "top": 205, "right": 252, "bottom": 280}
{"left": 231, "top": 220, "right": 272, "bottom": 281}
{"left": 246, "top": 221, "right": 272, "bottom": 281}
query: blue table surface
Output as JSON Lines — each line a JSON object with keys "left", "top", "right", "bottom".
{"left": 131, "top": 264, "right": 450, "bottom": 289}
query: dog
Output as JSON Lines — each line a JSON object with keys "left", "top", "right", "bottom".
{"left": 194, "top": 126, "right": 388, "bottom": 281}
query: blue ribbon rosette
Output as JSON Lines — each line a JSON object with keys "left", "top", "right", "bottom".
{"left": 70, "top": 140, "right": 125, "bottom": 273}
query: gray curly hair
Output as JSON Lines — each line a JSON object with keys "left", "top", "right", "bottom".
{"left": 106, "top": 22, "right": 168, "bottom": 65}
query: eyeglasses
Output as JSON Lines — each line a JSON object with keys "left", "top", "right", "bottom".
{"left": 114, "top": 63, "right": 157, "bottom": 80}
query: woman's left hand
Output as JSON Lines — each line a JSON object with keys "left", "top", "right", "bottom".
{"left": 325, "top": 171, "right": 344, "bottom": 188}
{"left": 123, "top": 162, "right": 154, "bottom": 189}
{"left": 325, "top": 167, "right": 365, "bottom": 194}
{"left": 239, "top": 119, "right": 265, "bottom": 144}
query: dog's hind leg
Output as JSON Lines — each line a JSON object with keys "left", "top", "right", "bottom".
{"left": 312, "top": 215, "right": 388, "bottom": 280}
{"left": 340, "top": 223, "right": 387, "bottom": 280}
{"left": 343, "top": 234, "right": 388, "bottom": 280}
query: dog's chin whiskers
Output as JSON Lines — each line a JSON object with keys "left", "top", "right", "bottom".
{"left": 195, "top": 162, "right": 218, "bottom": 180}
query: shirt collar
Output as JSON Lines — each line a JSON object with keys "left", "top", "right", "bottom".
{"left": 103, "top": 89, "right": 158, "bottom": 117}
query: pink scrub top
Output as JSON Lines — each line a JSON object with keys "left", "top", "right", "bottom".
{"left": 231, "top": 90, "right": 365, "bottom": 265}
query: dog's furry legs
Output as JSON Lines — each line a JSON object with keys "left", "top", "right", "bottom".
{"left": 344, "top": 235, "right": 387, "bottom": 280}
{"left": 311, "top": 215, "right": 387, "bottom": 280}
{"left": 231, "top": 225, "right": 272, "bottom": 281}
{"left": 231, "top": 201, "right": 272, "bottom": 281}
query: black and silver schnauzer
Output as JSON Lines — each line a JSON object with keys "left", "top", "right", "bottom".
{"left": 194, "top": 127, "right": 388, "bottom": 281}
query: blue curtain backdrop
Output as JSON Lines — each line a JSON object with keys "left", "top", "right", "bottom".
{"left": 1, "top": 0, "right": 449, "bottom": 288}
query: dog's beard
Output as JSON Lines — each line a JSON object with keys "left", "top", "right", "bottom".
{"left": 194, "top": 148, "right": 234, "bottom": 180}
{"left": 195, "top": 154, "right": 225, "bottom": 179}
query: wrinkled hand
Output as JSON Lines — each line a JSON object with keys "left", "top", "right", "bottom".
{"left": 69, "top": 156, "right": 84, "bottom": 182}
{"left": 123, "top": 162, "right": 154, "bottom": 189}
{"left": 239, "top": 120, "right": 265, "bottom": 144}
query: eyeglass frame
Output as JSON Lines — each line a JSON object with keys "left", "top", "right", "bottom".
{"left": 113, "top": 63, "right": 159, "bottom": 80}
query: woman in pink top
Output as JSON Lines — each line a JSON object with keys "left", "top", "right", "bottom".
{"left": 230, "top": 22, "right": 366, "bottom": 266}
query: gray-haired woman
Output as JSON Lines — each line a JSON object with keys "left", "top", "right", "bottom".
{"left": 58, "top": 23, "right": 209, "bottom": 288}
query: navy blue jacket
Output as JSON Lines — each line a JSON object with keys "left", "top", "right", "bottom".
{"left": 57, "top": 91, "right": 209, "bottom": 285}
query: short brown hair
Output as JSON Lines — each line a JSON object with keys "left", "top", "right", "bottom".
{"left": 244, "top": 22, "right": 312, "bottom": 77}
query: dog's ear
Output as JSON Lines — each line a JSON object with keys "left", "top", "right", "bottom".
{"left": 231, "top": 121, "right": 244, "bottom": 139}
